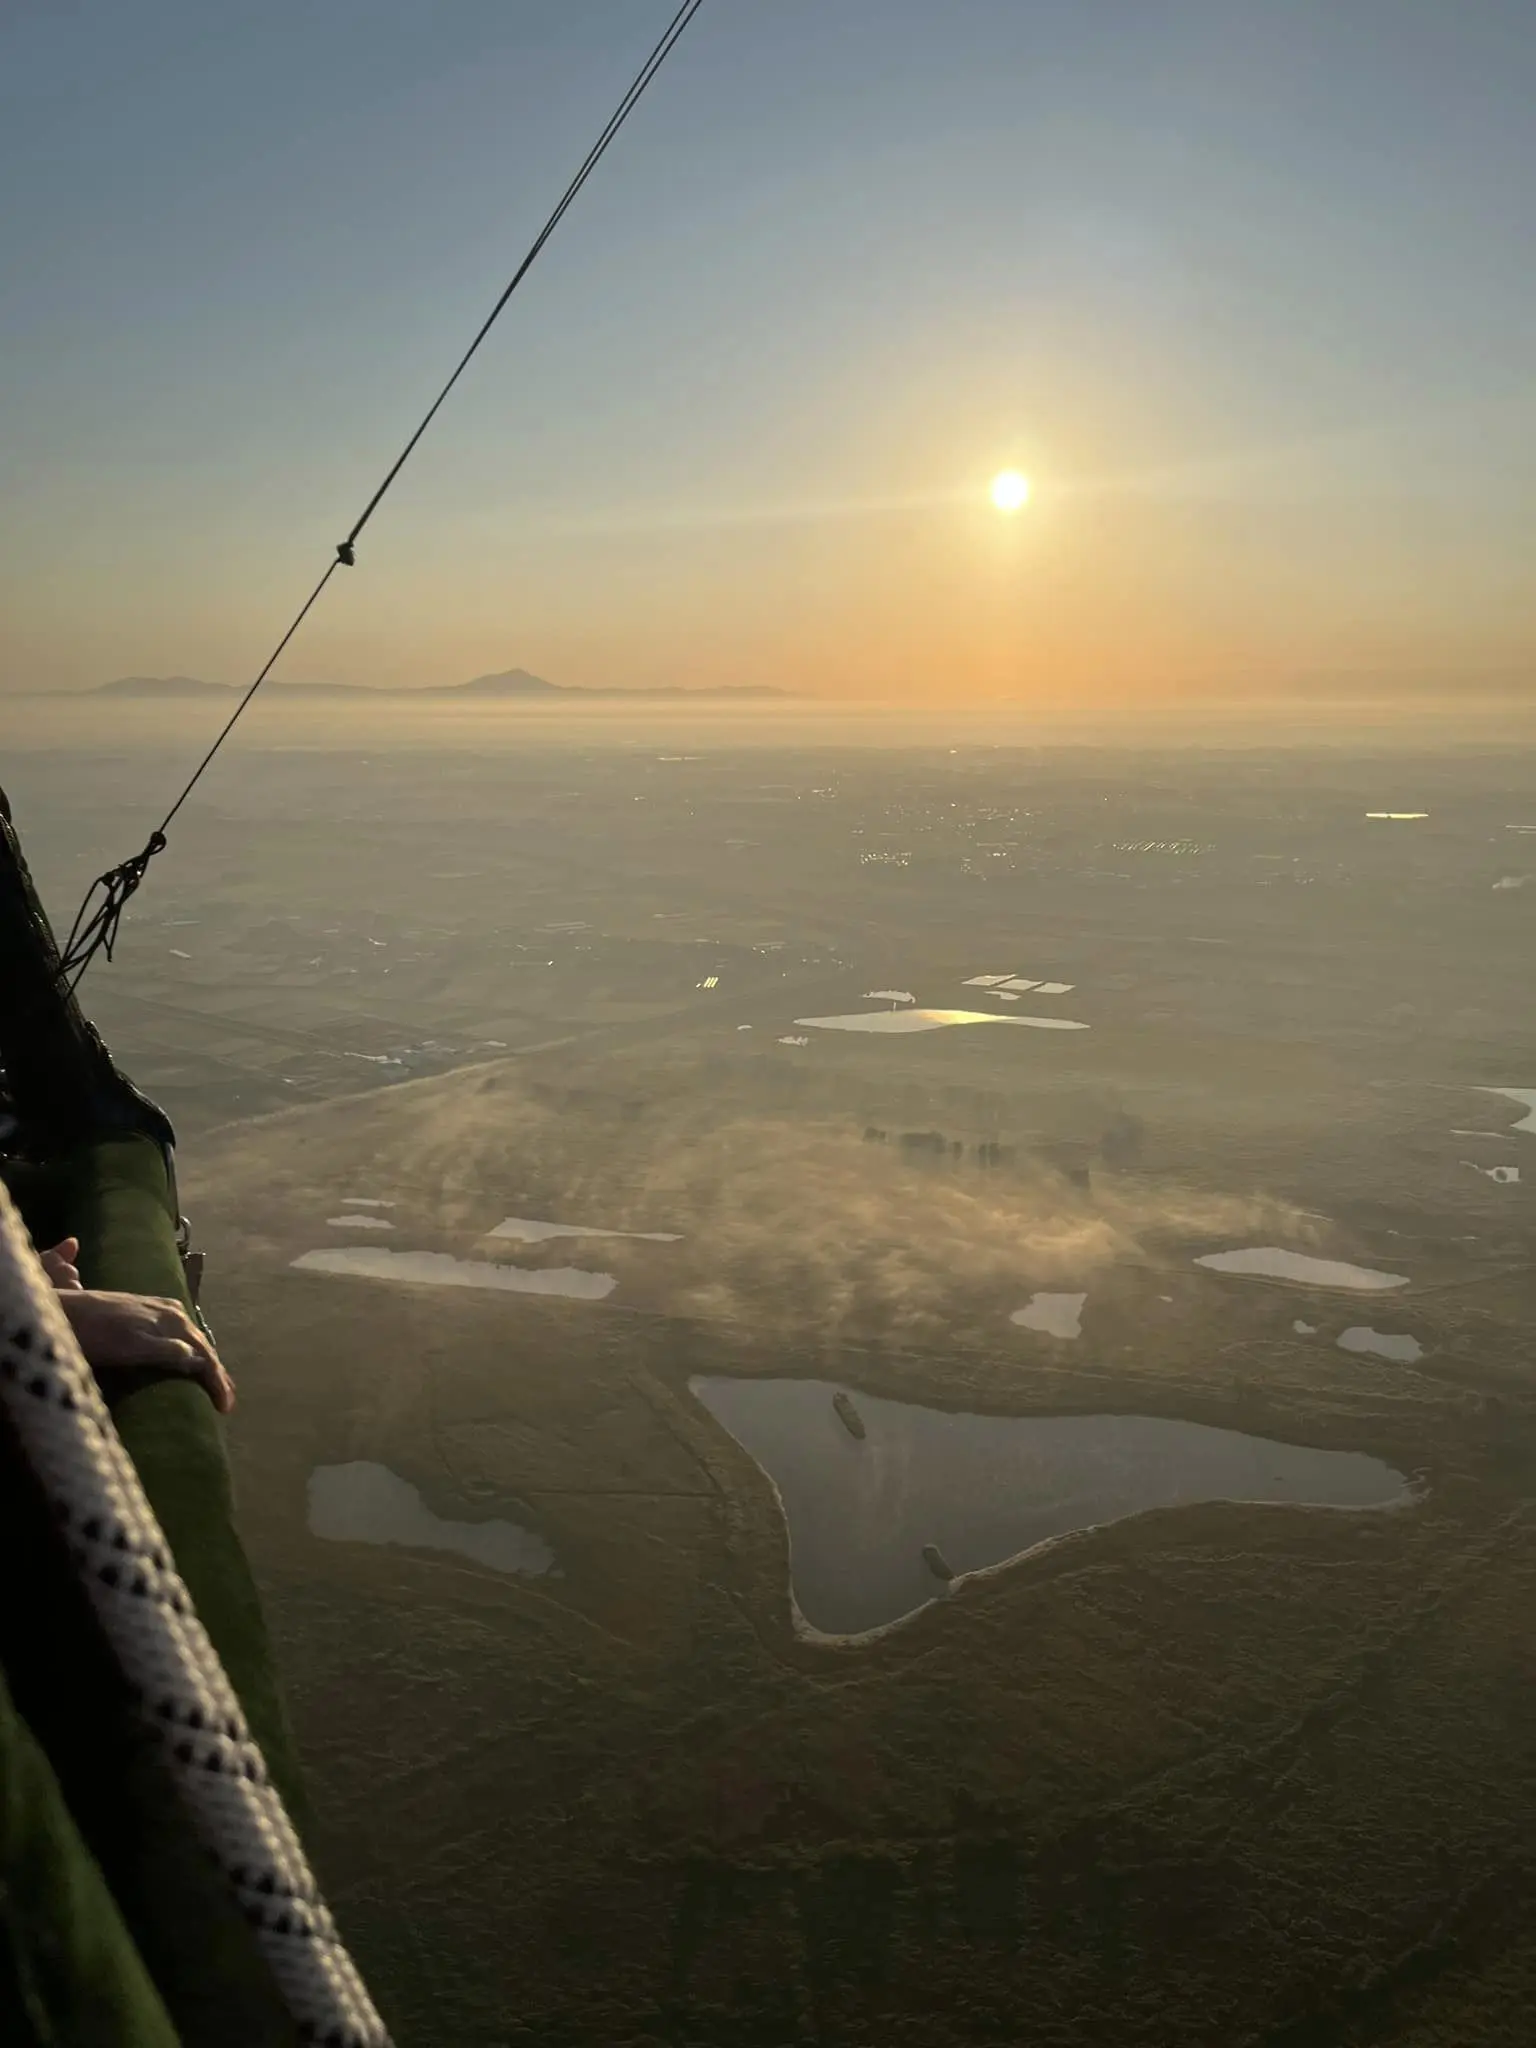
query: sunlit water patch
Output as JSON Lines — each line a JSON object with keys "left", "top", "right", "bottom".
{"left": 691, "top": 1377, "right": 1407, "bottom": 1637}
{"left": 487, "top": 1217, "right": 681, "bottom": 1244}
{"left": 326, "top": 1214, "right": 395, "bottom": 1230}
{"left": 1337, "top": 1327, "right": 1424, "bottom": 1364}
{"left": 1010, "top": 1292, "right": 1086, "bottom": 1339}
{"left": 308, "top": 1462, "right": 554, "bottom": 1575}
{"left": 1478, "top": 1087, "right": 1536, "bottom": 1134}
{"left": 796, "top": 1009, "right": 1088, "bottom": 1035}
{"left": 292, "top": 1247, "right": 616, "bottom": 1299}
{"left": 1196, "top": 1248, "right": 1408, "bottom": 1291}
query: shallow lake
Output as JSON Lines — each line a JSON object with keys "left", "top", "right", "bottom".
{"left": 691, "top": 1377, "right": 1407, "bottom": 1637}
{"left": 308, "top": 1461, "right": 554, "bottom": 1575}
{"left": 1010, "top": 1292, "right": 1086, "bottom": 1338}
{"left": 292, "top": 1246, "right": 616, "bottom": 1298}
{"left": 1196, "top": 1248, "right": 1408, "bottom": 1291}
{"left": 795, "top": 1008, "right": 1088, "bottom": 1035}
{"left": 1479, "top": 1087, "right": 1536, "bottom": 1133}
{"left": 1337, "top": 1327, "right": 1424, "bottom": 1363}
{"left": 487, "top": 1216, "right": 680, "bottom": 1244}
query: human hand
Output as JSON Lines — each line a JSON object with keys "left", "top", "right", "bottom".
{"left": 53, "top": 1288, "right": 236, "bottom": 1415}
{"left": 41, "top": 1236, "right": 83, "bottom": 1291}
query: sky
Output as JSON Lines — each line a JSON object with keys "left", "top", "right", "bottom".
{"left": 3, "top": 0, "right": 1535, "bottom": 708}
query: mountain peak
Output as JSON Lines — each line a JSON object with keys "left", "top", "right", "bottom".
{"left": 97, "top": 674, "right": 234, "bottom": 697}
{"left": 448, "top": 668, "right": 562, "bottom": 696}
{"left": 81, "top": 666, "right": 791, "bottom": 702}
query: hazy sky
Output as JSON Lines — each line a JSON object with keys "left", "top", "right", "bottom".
{"left": 3, "top": 0, "right": 1535, "bottom": 705}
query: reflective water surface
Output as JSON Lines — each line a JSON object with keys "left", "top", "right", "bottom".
{"left": 794, "top": 1009, "right": 1089, "bottom": 1034}
{"left": 692, "top": 1376, "right": 1408, "bottom": 1637}
{"left": 308, "top": 1461, "right": 555, "bottom": 1575}
{"left": 487, "top": 1216, "right": 680, "bottom": 1244}
{"left": 1337, "top": 1327, "right": 1424, "bottom": 1363}
{"left": 292, "top": 1246, "right": 616, "bottom": 1298}
{"left": 1010, "top": 1292, "right": 1087, "bottom": 1338}
{"left": 1479, "top": 1087, "right": 1536, "bottom": 1133}
{"left": 1196, "top": 1248, "right": 1408, "bottom": 1290}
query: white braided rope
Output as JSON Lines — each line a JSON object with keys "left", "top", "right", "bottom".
{"left": 0, "top": 1182, "right": 390, "bottom": 2047}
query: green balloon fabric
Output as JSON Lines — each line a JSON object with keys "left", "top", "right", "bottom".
{"left": 1, "top": 1137, "right": 305, "bottom": 2047}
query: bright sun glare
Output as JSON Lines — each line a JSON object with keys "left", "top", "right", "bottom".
{"left": 989, "top": 469, "right": 1031, "bottom": 513}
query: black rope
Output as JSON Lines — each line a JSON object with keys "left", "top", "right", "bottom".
{"left": 59, "top": 0, "right": 706, "bottom": 986}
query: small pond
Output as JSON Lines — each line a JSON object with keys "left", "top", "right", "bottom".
{"left": 1010, "top": 1292, "right": 1086, "bottom": 1338}
{"left": 1196, "top": 1248, "right": 1408, "bottom": 1291}
{"left": 1337, "top": 1327, "right": 1424, "bottom": 1364}
{"left": 1479, "top": 1087, "right": 1536, "bottom": 1133}
{"left": 691, "top": 1376, "right": 1408, "bottom": 1638}
{"left": 487, "top": 1216, "right": 680, "bottom": 1244}
{"left": 292, "top": 1246, "right": 615, "bottom": 1298}
{"left": 795, "top": 1009, "right": 1088, "bottom": 1035}
{"left": 308, "top": 1461, "right": 555, "bottom": 1575}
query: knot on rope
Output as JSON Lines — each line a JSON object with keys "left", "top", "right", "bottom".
{"left": 335, "top": 541, "right": 356, "bottom": 566}
{"left": 59, "top": 830, "right": 169, "bottom": 982}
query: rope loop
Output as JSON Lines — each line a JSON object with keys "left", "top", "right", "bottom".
{"left": 59, "top": 831, "right": 171, "bottom": 983}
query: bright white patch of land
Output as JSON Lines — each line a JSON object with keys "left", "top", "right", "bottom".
{"left": 326, "top": 1215, "right": 395, "bottom": 1230}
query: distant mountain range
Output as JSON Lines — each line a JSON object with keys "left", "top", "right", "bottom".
{"left": 83, "top": 668, "right": 788, "bottom": 701}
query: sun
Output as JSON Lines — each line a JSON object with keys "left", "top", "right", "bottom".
{"left": 990, "top": 469, "right": 1031, "bottom": 513}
